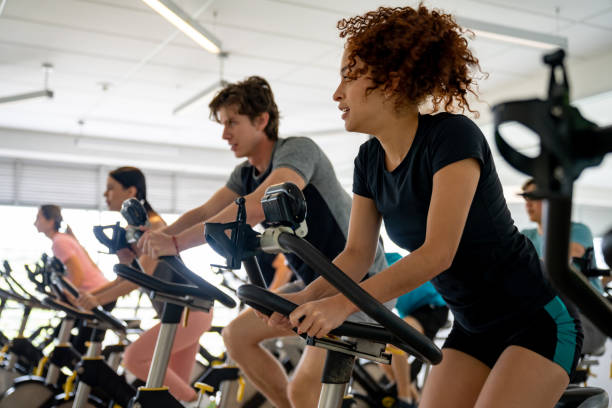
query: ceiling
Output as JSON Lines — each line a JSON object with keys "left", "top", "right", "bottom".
{"left": 0, "top": 0, "right": 611, "bottom": 205}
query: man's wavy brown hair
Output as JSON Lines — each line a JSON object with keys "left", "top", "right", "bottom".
{"left": 338, "top": 5, "right": 484, "bottom": 115}
{"left": 209, "top": 76, "right": 280, "bottom": 141}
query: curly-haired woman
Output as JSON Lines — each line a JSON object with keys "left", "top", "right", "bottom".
{"left": 287, "top": 5, "right": 582, "bottom": 408}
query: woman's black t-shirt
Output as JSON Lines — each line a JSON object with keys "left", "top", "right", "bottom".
{"left": 353, "top": 112, "right": 555, "bottom": 333}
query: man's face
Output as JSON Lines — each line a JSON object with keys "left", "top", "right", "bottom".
{"left": 523, "top": 183, "right": 542, "bottom": 223}
{"left": 217, "top": 105, "right": 265, "bottom": 158}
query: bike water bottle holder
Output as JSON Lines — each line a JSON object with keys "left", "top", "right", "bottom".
{"left": 205, "top": 197, "right": 260, "bottom": 270}
{"left": 206, "top": 182, "right": 309, "bottom": 267}
{"left": 93, "top": 222, "right": 129, "bottom": 254}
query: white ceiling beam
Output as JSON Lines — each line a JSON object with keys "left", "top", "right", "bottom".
{"left": 0, "top": 127, "right": 238, "bottom": 176}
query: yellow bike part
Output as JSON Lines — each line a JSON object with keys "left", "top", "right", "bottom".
{"left": 0, "top": 344, "right": 9, "bottom": 363}
{"left": 237, "top": 376, "right": 246, "bottom": 402}
{"left": 64, "top": 371, "right": 78, "bottom": 400}
{"left": 195, "top": 382, "right": 214, "bottom": 395}
{"left": 35, "top": 355, "right": 49, "bottom": 377}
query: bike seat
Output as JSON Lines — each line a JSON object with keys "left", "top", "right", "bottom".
{"left": 114, "top": 263, "right": 235, "bottom": 310}
{"left": 42, "top": 296, "right": 127, "bottom": 333}
{"left": 158, "top": 256, "right": 236, "bottom": 308}
{"left": 555, "top": 385, "right": 609, "bottom": 408}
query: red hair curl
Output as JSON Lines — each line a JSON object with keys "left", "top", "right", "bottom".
{"left": 338, "top": 5, "right": 484, "bottom": 115}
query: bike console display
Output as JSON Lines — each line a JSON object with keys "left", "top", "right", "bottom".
{"left": 261, "top": 182, "right": 307, "bottom": 234}
{"left": 120, "top": 198, "right": 149, "bottom": 244}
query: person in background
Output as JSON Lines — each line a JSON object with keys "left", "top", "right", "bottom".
{"left": 520, "top": 178, "right": 606, "bottom": 357}
{"left": 268, "top": 253, "right": 298, "bottom": 292}
{"left": 34, "top": 204, "right": 110, "bottom": 353}
{"left": 255, "top": 252, "right": 298, "bottom": 292}
{"left": 75, "top": 166, "right": 212, "bottom": 404}
{"left": 520, "top": 178, "right": 602, "bottom": 291}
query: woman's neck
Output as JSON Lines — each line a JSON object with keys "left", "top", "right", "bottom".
{"left": 46, "top": 230, "right": 59, "bottom": 240}
{"left": 374, "top": 108, "right": 419, "bottom": 172}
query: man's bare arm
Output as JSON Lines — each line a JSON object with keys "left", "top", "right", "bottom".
{"left": 140, "top": 167, "right": 306, "bottom": 256}
{"left": 163, "top": 187, "right": 238, "bottom": 236}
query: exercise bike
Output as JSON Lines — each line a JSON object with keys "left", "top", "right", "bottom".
{"left": 0, "top": 258, "right": 52, "bottom": 397}
{"left": 0, "top": 254, "right": 126, "bottom": 408}
{"left": 209, "top": 181, "right": 612, "bottom": 408}
{"left": 204, "top": 182, "right": 443, "bottom": 408}
{"left": 494, "top": 48, "right": 611, "bottom": 408}
{"left": 105, "top": 197, "right": 237, "bottom": 408}
{"left": 98, "top": 198, "right": 293, "bottom": 408}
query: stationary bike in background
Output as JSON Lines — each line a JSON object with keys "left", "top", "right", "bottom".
{"left": 99, "top": 199, "right": 297, "bottom": 408}
{"left": 0, "top": 253, "right": 129, "bottom": 408}
{"left": 569, "top": 248, "right": 610, "bottom": 385}
{"left": 47, "top": 265, "right": 131, "bottom": 408}
{"left": 0, "top": 258, "right": 51, "bottom": 396}
{"left": 103, "top": 198, "right": 238, "bottom": 408}
{"left": 494, "top": 48, "right": 611, "bottom": 408}
{"left": 1, "top": 254, "right": 87, "bottom": 407}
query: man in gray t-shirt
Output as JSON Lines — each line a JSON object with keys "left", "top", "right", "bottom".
{"left": 139, "top": 76, "right": 388, "bottom": 408}
{"left": 227, "top": 136, "right": 386, "bottom": 285}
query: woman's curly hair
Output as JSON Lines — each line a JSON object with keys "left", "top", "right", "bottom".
{"left": 338, "top": 5, "right": 484, "bottom": 115}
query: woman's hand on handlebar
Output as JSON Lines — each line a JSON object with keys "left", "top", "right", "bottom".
{"left": 137, "top": 230, "right": 177, "bottom": 258}
{"left": 76, "top": 291, "right": 101, "bottom": 310}
{"left": 289, "top": 294, "right": 354, "bottom": 338}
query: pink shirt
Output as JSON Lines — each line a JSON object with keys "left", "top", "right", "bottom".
{"left": 52, "top": 233, "right": 108, "bottom": 293}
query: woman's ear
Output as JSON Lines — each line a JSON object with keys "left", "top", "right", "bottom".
{"left": 382, "top": 73, "right": 401, "bottom": 100}
{"left": 127, "top": 186, "right": 138, "bottom": 198}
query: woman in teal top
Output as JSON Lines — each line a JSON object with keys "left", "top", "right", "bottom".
{"left": 520, "top": 178, "right": 602, "bottom": 291}
{"left": 384, "top": 253, "right": 449, "bottom": 408}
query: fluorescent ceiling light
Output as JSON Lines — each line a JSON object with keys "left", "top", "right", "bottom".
{"left": 456, "top": 17, "right": 567, "bottom": 50}
{"left": 173, "top": 79, "right": 227, "bottom": 116}
{"left": 141, "top": 0, "right": 222, "bottom": 54}
{"left": 0, "top": 90, "right": 53, "bottom": 104}
{"left": 0, "top": 63, "right": 55, "bottom": 105}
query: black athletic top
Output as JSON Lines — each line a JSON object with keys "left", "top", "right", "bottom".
{"left": 353, "top": 113, "right": 556, "bottom": 332}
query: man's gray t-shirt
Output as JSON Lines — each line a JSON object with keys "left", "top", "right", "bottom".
{"left": 226, "top": 136, "right": 388, "bottom": 285}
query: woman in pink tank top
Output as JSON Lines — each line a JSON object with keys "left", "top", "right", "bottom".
{"left": 34, "top": 205, "right": 108, "bottom": 293}
{"left": 34, "top": 204, "right": 111, "bottom": 354}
